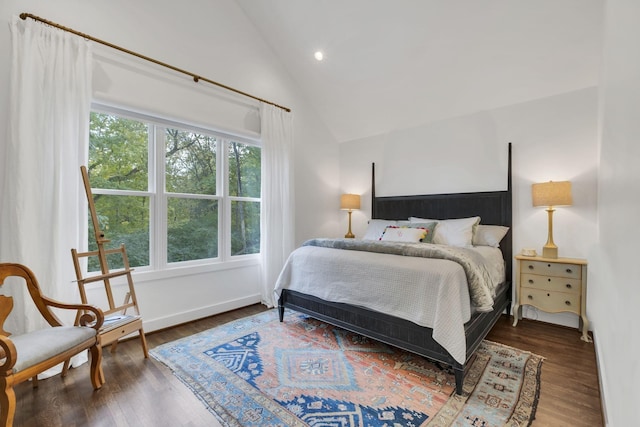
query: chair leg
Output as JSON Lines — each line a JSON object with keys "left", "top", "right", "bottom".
{"left": 99, "top": 365, "right": 105, "bottom": 386}
{"left": 139, "top": 328, "right": 149, "bottom": 358}
{"left": 61, "top": 358, "right": 71, "bottom": 377}
{"left": 88, "top": 344, "right": 104, "bottom": 389}
{"left": 0, "top": 377, "right": 16, "bottom": 427}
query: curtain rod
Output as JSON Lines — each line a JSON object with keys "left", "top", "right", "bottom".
{"left": 19, "top": 13, "right": 291, "bottom": 113}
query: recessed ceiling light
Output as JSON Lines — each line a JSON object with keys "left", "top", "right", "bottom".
{"left": 314, "top": 51, "right": 324, "bottom": 61}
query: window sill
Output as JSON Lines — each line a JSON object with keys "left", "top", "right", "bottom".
{"left": 135, "top": 256, "right": 261, "bottom": 284}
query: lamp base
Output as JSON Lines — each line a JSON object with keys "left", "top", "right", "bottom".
{"left": 542, "top": 245, "right": 558, "bottom": 259}
{"left": 344, "top": 210, "right": 355, "bottom": 239}
{"left": 542, "top": 208, "right": 558, "bottom": 259}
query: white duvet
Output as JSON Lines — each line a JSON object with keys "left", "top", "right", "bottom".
{"left": 273, "top": 243, "right": 505, "bottom": 365}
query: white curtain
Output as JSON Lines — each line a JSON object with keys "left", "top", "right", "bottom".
{"left": 259, "top": 103, "right": 295, "bottom": 306}
{"left": 0, "top": 16, "right": 92, "bottom": 335}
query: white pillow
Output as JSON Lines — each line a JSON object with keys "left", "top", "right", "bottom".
{"left": 410, "top": 216, "right": 480, "bottom": 247}
{"left": 362, "top": 219, "right": 398, "bottom": 240}
{"left": 380, "top": 226, "right": 427, "bottom": 242}
{"left": 472, "top": 224, "right": 509, "bottom": 248}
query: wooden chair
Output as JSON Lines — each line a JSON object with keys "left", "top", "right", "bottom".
{"left": 0, "top": 263, "right": 104, "bottom": 427}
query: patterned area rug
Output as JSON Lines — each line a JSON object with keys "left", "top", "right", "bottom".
{"left": 151, "top": 310, "right": 542, "bottom": 426}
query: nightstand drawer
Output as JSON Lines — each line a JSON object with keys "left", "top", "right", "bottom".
{"left": 520, "top": 260, "right": 581, "bottom": 279}
{"left": 521, "top": 287, "right": 580, "bottom": 315}
{"left": 521, "top": 273, "right": 581, "bottom": 294}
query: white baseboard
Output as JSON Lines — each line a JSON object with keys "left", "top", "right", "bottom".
{"left": 592, "top": 332, "right": 609, "bottom": 426}
{"left": 142, "top": 294, "right": 263, "bottom": 333}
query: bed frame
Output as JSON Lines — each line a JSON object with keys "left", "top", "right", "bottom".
{"left": 278, "top": 143, "right": 512, "bottom": 395}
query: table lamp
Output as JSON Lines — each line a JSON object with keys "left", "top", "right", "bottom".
{"left": 340, "top": 194, "right": 360, "bottom": 238}
{"left": 532, "top": 181, "right": 572, "bottom": 259}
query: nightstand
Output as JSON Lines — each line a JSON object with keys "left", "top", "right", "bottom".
{"left": 512, "top": 255, "right": 592, "bottom": 342}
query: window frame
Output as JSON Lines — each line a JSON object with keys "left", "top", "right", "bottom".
{"left": 89, "top": 103, "right": 262, "bottom": 274}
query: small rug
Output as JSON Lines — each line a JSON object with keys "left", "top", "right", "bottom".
{"left": 151, "top": 310, "right": 542, "bottom": 426}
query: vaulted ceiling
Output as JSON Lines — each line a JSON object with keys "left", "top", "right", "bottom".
{"left": 236, "top": 0, "right": 603, "bottom": 143}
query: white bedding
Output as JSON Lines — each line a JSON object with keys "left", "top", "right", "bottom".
{"left": 273, "top": 243, "right": 505, "bottom": 365}
{"left": 471, "top": 245, "right": 505, "bottom": 290}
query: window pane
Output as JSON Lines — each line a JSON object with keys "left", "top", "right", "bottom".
{"left": 231, "top": 201, "right": 260, "bottom": 255}
{"left": 88, "top": 195, "right": 150, "bottom": 271}
{"left": 89, "top": 112, "right": 149, "bottom": 191}
{"left": 167, "top": 198, "right": 218, "bottom": 262}
{"left": 165, "top": 129, "right": 217, "bottom": 195}
{"left": 228, "top": 142, "right": 261, "bottom": 198}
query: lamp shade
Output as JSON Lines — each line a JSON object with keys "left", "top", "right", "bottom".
{"left": 340, "top": 194, "right": 360, "bottom": 210}
{"left": 532, "top": 181, "right": 572, "bottom": 207}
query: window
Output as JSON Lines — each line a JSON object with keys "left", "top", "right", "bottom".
{"left": 87, "top": 108, "right": 261, "bottom": 272}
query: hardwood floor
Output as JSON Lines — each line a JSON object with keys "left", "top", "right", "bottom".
{"left": 486, "top": 315, "right": 604, "bottom": 426}
{"left": 13, "top": 305, "right": 603, "bottom": 426}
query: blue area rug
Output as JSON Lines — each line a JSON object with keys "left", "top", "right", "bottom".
{"left": 151, "top": 310, "right": 542, "bottom": 426}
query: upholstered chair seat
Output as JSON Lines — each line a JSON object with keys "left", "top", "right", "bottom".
{"left": 7, "top": 327, "right": 97, "bottom": 373}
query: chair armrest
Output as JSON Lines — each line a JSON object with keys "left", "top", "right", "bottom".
{"left": 0, "top": 335, "right": 17, "bottom": 374}
{"left": 40, "top": 296, "right": 104, "bottom": 331}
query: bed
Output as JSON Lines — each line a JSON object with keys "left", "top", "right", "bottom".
{"left": 276, "top": 143, "right": 512, "bottom": 395}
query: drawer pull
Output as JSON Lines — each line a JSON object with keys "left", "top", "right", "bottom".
{"left": 528, "top": 265, "right": 534, "bottom": 270}
{"left": 566, "top": 284, "right": 572, "bottom": 289}
{"left": 566, "top": 268, "right": 573, "bottom": 274}
{"left": 528, "top": 279, "right": 534, "bottom": 284}
{"left": 548, "top": 278, "right": 551, "bottom": 282}
{"left": 527, "top": 295, "right": 533, "bottom": 300}
{"left": 565, "top": 301, "right": 571, "bottom": 306}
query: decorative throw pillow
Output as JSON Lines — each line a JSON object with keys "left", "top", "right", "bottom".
{"left": 362, "top": 219, "right": 398, "bottom": 240}
{"left": 380, "top": 226, "right": 427, "bottom": 242}
{"left": 409, "top": 216, "right": 480, "bottom": 247}
{"left": 472, "top": 224, "right": 509, "bottom": 247}
{"left": 398, "top": 221, "right": 437, "bottom": 243}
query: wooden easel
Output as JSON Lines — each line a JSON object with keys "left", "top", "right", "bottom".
{"left": 63, "top": 166, "right": 148, "bottom": 376}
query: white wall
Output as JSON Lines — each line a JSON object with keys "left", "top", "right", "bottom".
{"left": 0, "top": 0, "right": 340, "bottom": 331}
{"left": 593, "top": 1, "right": 640, "bottom": 425}
{"left": 3, "top": 2, "right": 628, "bottom": 423}
{"left": 340, "top": 87, "right": 599, "bottom": 329}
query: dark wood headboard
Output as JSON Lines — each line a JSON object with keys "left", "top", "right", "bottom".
{"left": 371, "top": 143, "right": 513, "bottom": 281}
